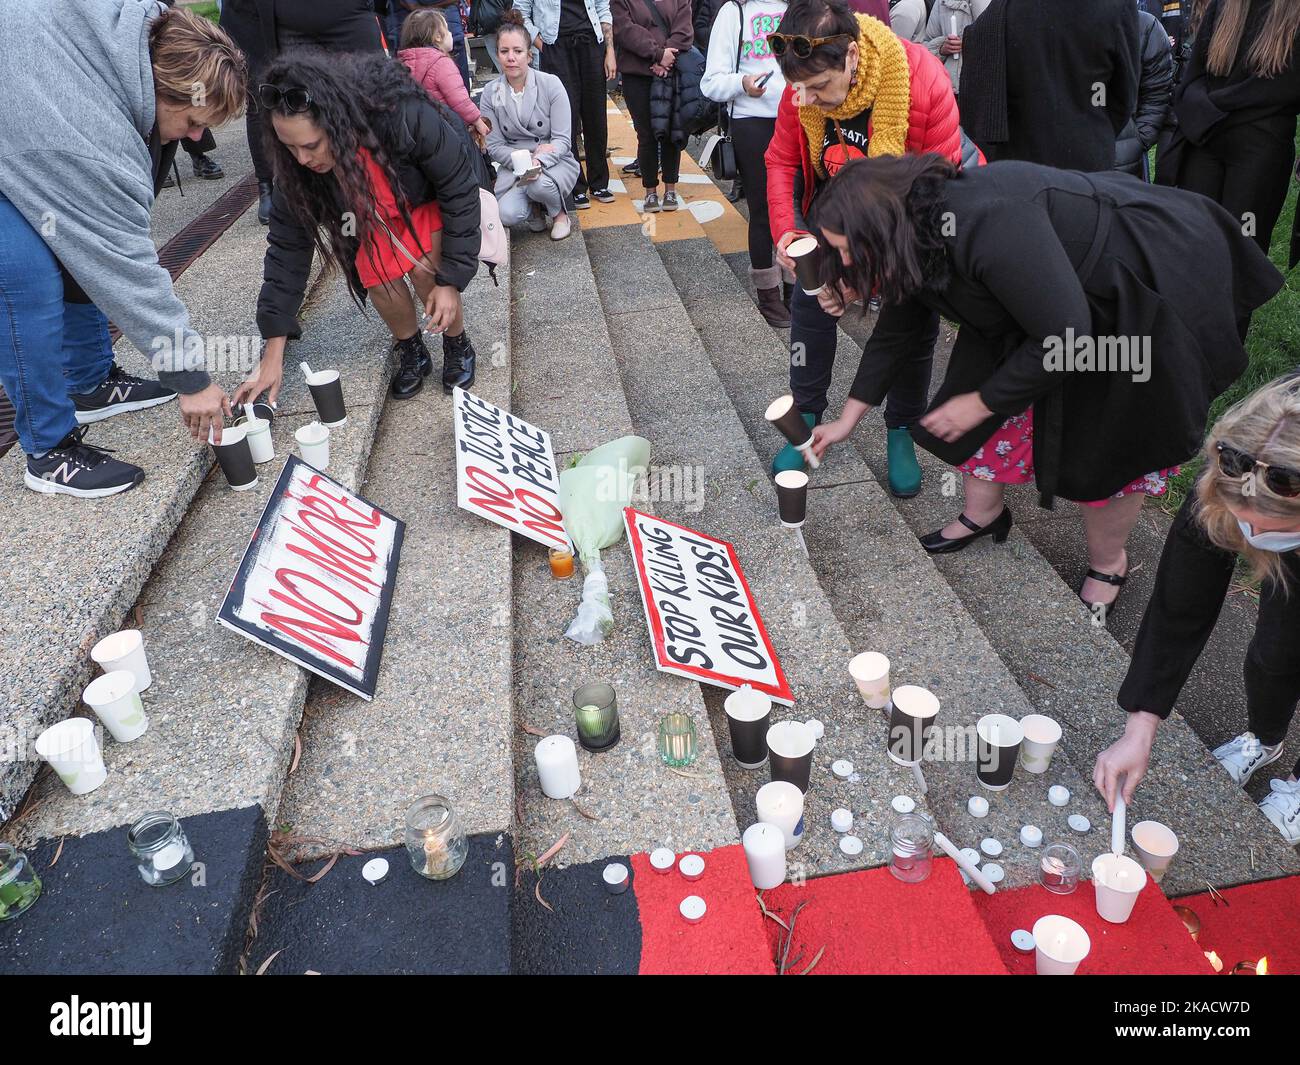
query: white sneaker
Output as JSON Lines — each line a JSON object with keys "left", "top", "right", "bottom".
{"left": 1212, "top": 731, "right": 1285, "bottom": 786}
{"left": 550, "top": 213, "right": 571, "bottom": 241}
{"left": 1259, "top": 777, "right": 1300, "bottom": 845}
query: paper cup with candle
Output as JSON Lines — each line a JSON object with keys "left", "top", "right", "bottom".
{"left": 742, "top": 822, "right": 787, "bottom": 889}
{"left": 1031, "top": 914, "right": 1090, "bottom": 975}
{"left": 975, "top": 713, "right": 1024, "bottom": 791}
{"left": 34, "top": 718, "right": 107, "bottom": 796}
{"left": 572, "top": 682, "right": 620, "bottom": 752}
{"left": 766, "top": 719, "right": 815, "bottom": 792}
{"left": 82, "top": 670, "right": 148, "bottom": 743}
{"left": 209, "top": 423, "right": 258, "bottom": 491}
{"left": 848, "top": 651, "right": 890, "bottom": 710}
{"left": 887, "top": 685, "right": 939, "bottom": 766}
{"left": 787, "top": 235, "right": 825, "bottom": 295}
{"left": 756, "top": 780, "right": 805, "bottom": 850}
{"left": 764, "top": 394, "right": 821, "bottom": 470}
{"left": 305, "top": 368, "right": 347, "bottom": 427}
{"left": 1131, "top": 820, "right": 1179, "bottom": 884}
{"left": 90, "top": 628, "right": 152, "bottom": 693}
{"left": 295, "top": 421, "right": 331, "bottom": 471}
{"left": 774, "top": 470, "right": 809, "bottom": 528}
{"left": 1092, "top": 853, "right": 1147, "bottom": 924}
{"left": 1018, "top": 713, "right": 1062, "bottom": 774}
{"left": 724, "top": 684, "right": 773, "bottom": 769}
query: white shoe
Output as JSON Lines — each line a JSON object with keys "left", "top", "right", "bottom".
{"left": 1212, "top": 731, "right": 1285, "bottom": 786}
{"left": 550, "top": 213, "right": 571, "bottom": 241}
{"left": 1259, "top": 777, "right": 1300, "bottom": 844}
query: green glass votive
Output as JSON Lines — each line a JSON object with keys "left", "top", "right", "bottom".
{"left": 658, "top": 713, "right": 698, "bottom": 767}
{"left": 573, "top": 683, "right": 620, "bottom": 752}
{"left": 0, "top": 843, "right": 42, "bottom": 921}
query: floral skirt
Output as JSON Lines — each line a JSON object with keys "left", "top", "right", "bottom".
{"left": 957, "top": 410, "right": 1177, "bottom": 508}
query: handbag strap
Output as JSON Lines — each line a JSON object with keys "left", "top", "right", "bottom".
{"left": 727, "top": 0, "right": 746, "bottom": 127}
{"left": 370, "top": 205, "right": 437, "bottom": 275}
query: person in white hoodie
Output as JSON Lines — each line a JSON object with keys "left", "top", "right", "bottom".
{"left": 701, "top": 0, "right": 789, "bottom": 327}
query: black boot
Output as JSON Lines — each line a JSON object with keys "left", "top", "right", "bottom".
{"left": 727, "top": 174, "right": 745, "bottom": 203}
{"left": 257, "top": 180, "right": 273, "bottom": 226}
{"left": 191, "top": 152, "right": 225, "bottom": 179}
{"left": 442, "top": 330, "right": 476, "bottom": 393}
{"left": 390, "top": 332, "right": 432, "bottom": 399}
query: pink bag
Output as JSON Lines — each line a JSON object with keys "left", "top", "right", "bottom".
{"left": 477, "top": 187, "right": 508, "bottom": 275}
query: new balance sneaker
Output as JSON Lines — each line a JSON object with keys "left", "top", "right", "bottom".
{"left": 24, "top": 426, "right": 144, "bottom": 498}
{"left": 1212, "top": 731, "right": 1285, "bottom": 786}
{"left": 1259, "top": 777, "right": 1300, "bottom": 845}
{"left": 73, "top": 363, "right": 177, "bottom": 425}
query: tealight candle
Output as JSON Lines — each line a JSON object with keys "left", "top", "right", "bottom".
{"left": 1011, "top": 929, "right": 1036, "bottom": 954}
{"left": 603, "top": 863, "right": 630, "bottom": 894}
{"left": 967, "top": 795, "right": 989, "bottom": 818}
{"left": 892, "top": 795, "right": 915, "bottom": 814}
{"left": 1068, "top": 814, "right": 1091, "bottom": 833}
{"left": 678, "top": 854, "right": 705, "bottom": 881}
{"left": 831, "top": 808, "right": 853, "bottom": 832}
{"left": 742, "top": 823, "right": 786, "bottom": 889}
{"left": 1048, "top": 785, "right": 1071, "bottom": 807}
{"left": 980, "top": 838, "right": 1003, "bottom": 858}
{"left": 650, "top": 847, "right": 675, "bottom": 874}
{"left": 534, "top": 735, "right": 581, "bottom": 799}
{"left": 1020, "top": 825, "right": 1043, "bottom": 848}
{"left": 680, "top": 896, "right": 707, "bottom": 923}
{"left": 361, "top": 858, "right": 389, "bottom": 885}
{"left": 805, "top": 718, "right": 826, "bottom": 740}
{"left": 832, "top": 759, "right": 854, "bottom": 778}
{"left": 839, "top": 835, "right": 864, "bottom": 857}
{"left": 981, "top": 862, "right": 1005, "bottom": 884}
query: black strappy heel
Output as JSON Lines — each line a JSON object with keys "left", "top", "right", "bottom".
{"left": 1079, "top": 565, "right": 1128, "bottom": 623}
{"left": 919, "top": 508, "right": 1013, "bottom": 555}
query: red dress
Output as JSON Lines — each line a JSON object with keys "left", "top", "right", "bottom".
{"left": 354, "top": 147, "right": 443, "bottom": 289}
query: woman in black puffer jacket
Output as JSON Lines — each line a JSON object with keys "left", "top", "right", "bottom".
{"left": 1116, "top": 5, "right": 1176, "bottom": 178}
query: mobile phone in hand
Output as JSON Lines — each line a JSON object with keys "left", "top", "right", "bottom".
{"left": 756, "top": 71, "right": 773, "bottom": 88}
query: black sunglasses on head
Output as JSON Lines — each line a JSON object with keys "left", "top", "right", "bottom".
{"left": 768, "top": 31, "right": 854, "bottom": 59}
{"left": 1216, "top": 442, "right": 1300, "bottom": 498}
{"left": 258, "top": 84, "right": 313, "bottom": 113}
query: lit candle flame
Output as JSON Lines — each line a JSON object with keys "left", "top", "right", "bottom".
{"left": 1205, "top": 950, "right": 1224, "bottom": 972}
{"left": 1257, "top": 956, "right": 1269, "bottom": 976}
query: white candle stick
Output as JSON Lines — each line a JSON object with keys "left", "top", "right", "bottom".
{"left": 300, "top": 361, "right": 314, "bottom": 380}
{"left": 794, "top": 440, "right": 821, "bottom": 469}
{"left": 1112, "top": 784, "right": 1127, "bottom": 857}
{"left": 794, "top": 527, "right": 809, "bottom": 557}
{"left": 911, "top": 761, "right": 928, "bottom": 795}
{"left": 934, "top": 831, "right": 996, "bottom": 895}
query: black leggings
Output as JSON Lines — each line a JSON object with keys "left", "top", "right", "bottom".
{"left": 621, "top": 73, "right": 681, "bottom": 188}
{"left": 730, "top": 115, "right": 776, "bottom": 270}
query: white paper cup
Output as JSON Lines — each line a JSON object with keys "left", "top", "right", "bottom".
{"left": 90, "top": 629, "right": 151, "bottom": 693}
{"left": 34, "top": 718, "right": 107, "bottom": 796}
{"left": 1092, "top": 853, "right": 1147, "bottom": 924}
{"left": 848, "top": 651, "right": 890, "bottom": 710}
{"left": 511, "top": 148, "right": 533, "bottom": 175}
{"left": 295, "top": 421, "right": 330, "bottom": 471}
{"left": 82, "top": 670, "right": 149, "bottom": 743}
{"left": 1032, "top": 914, "right": 1090, "bottom": 975}
{"left": 1019, "top": 713, "right": 1062, "bottom": 774}
{"left": 1131, "top": 820, "right": 1179, "bottom": 884}
{"left": 243, "top": 416, "right": 275, "bottom": 464}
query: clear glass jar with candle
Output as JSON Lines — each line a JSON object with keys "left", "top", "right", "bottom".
{"left": 573, "top": 683, "right": 620, "bottom": 752}
{"left": 0, "top": 843, "right": 42, "bottom": 920}
{"left": 405, "top": 795, "right": 469, "bottom": 880}
{"left": 887, "top": 813, "right": 933, "bottom": 883}
{"left": 127, "top": 812, "right": 194, "bottom": 887}
{"left": 1040, "top": 842, "right": 1082, "bottom": 894}
{"left": 658, "top": 712, "right": 698, "bottom": 767}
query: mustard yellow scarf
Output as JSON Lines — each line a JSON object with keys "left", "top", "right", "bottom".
{"left": 798, "top": 14, "right": 912, "bottom": 179}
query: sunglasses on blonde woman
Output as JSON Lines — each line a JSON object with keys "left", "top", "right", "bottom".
{"left": 1217, "top": 442, "right": 1300, "bottom": 498}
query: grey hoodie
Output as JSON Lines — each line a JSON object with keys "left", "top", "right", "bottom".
{"left": 0, "top": 0, "right": 210, "bottom": 394}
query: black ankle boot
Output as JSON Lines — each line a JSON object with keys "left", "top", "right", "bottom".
{"left": 390, "top": 332, "right": 432, "bottom": 399}
{"left": 257, "top": 180, "right": 273, "bottom": 226}
{"left": 442, "top": 331, "right": 476, "bottom": 393}
{"left": 919, "top": 508, "right": 1013, "bottom": 555}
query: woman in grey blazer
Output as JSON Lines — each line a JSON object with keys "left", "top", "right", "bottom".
{"left": 480, "top": 11, "right": 581, "bottom": 240}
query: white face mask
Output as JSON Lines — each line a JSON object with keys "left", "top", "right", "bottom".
{"left": 1236, "top": 518, "right": 1300, "bottom": 553}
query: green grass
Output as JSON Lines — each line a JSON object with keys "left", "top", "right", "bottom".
{"left": 188, "top": 1, "right": 220, "bottom": 22}
{"left": 1164, "top": 138, "right": 1300, "bottom": 512}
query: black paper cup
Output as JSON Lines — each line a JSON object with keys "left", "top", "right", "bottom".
{"left": 887, "top": 685, "right": 940, "bottom": 766}
{"left": 307, "top": 370, "right": 347, "bottom": 428}
{"left": 774, "top": 470, "right": 809, "bottom": 528}
{"left": 724, "top": 685, "right": 773, "bottom": 769}
{"left": 975, "top": 714, "right": 1023, "bottom": 791}
{"left": 209, "top": 425, "right": 258, "bottom": 491}
{"left": 767, "top": 720, "right": 815, "bottom": 792}
{"left": 764, "top": 395, "right": 812, "bottom": 449}
{"left": 787, "top": 236, "right": 824, "bottom": 295}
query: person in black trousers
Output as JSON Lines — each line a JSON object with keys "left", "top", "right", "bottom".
{"left": 1096, "top": 375, "right": 1300, "bottom": 845}
{"left": 1157, "top": 0, "right": 1300, "bottom": 256}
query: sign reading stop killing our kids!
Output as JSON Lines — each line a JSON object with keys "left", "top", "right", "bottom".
{"left": 452, "top": 387, "right": 572, "bottom": 552}
{"left": 624, "top": 507, "right": 794, "bottom": 705}
{"left": 217, "top": 456, "right": 405, "bottom": 701}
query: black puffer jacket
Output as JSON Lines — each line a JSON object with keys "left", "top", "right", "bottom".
{"left": 1115, "top": 10, "right": 1174, "bottom": 177}
{"left": 650, "top": 48, "right": 718, "bottom": 148}
{"left": 257, "top": 93, "right": 482, "bottom": 341}
{"left": 692, "top": 0, "right": 723, "bottom": 52}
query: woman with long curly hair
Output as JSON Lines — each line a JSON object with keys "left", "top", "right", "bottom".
{"left": 234, "top": 49, "right": 484, "bottom": 404}
{"left": 1096, "top": 375, "right": 1300, "bottom": 845}
{"left": 806, "top": 154, "right": 1282, "bottom": 620}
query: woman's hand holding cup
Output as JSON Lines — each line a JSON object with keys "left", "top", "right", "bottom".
{"left": 234, "top": 337, "right": 285, "bottom": 408}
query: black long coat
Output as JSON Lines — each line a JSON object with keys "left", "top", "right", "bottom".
{"left": 849, "top": 162, "right": 1283, "bottom": 503}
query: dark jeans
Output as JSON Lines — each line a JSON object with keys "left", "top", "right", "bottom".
{"left": 621, "top": 72, "right": 680, "bottom": 188}
{"left": 541, "top": 33, "right": 610, "bottom": 194}
{"left": 789, "top": 286, "right": 936, "bottom": 429}
{"left": 730, "top": 115, "right": 775, "bottom": 270}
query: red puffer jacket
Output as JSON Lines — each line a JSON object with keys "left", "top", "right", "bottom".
{"left": 765, "top": 36, "right": 966, "bottom": 244}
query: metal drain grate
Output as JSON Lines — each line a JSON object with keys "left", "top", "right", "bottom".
{"left": 0, "top": 173, "right": 260, "bottom": 458}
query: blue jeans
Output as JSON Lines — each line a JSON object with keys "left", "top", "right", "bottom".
{"left": 0, "top": 193, "right": 114, "bottom": 453}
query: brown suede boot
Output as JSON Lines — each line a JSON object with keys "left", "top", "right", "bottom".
{"left": 753, "top": 266, "right": 792, "bottom": 328}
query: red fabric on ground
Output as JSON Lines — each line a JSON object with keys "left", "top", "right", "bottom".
{"left": 632, "top": 845, "right": 775, "bottom": 975}
{"left": 1179, "top": 877, "right": 1300, "bottom": 976}
{"left": 762, "top": 859, "right": 1009, "bottom": 975}
{"left": 973, "top": 877, "right": 1214, "bottom": 975}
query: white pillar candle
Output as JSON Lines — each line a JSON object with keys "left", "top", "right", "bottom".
{"left": 742, "top": 823, "right": 787, "bottom": 889}
{"left": 1032, "top": 914, "right": 1091, "bottom": 975}
{"left": 90, "top": 629, "right": 152, "bottom": 693}
{"left": 534, "top": 735, "right": 581, "bottom": 799}
{"left": 848, "top": 651, "right": 890, "bottom": 709}
{"left": 82, "top": 670, "right": 148, "bottom": 743}
{"left": 756, "top": 780, "right": 805, "bottom": 850}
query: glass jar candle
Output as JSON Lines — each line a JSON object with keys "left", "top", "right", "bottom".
{"left": 127, "top": 812, "right": 194, "bottom": 887}
{"left": 549, "top": 547, "right": 575, "bottom": 580}
{"left": 658, "top": 713, "right": 698, "bottom": 767}
{"left": 0, "top": 843, "right": 42, "bottom": 921}
{"left": 888, "top": 813, "right": 933, "bottom": 883}
{"left": 1040, "top": 842, "right": 1083, "bottom": 894}
{"left": 405, "top": 795, "right": 469, "bottom": 880}
{"left": 573, "top": 683, "right": 620, "bottom": 752}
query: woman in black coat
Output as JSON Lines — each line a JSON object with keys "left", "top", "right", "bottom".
{"left": 234, "top": 50, "right": 483, "bottom": 406}
{"left": 808, "top": 155, "right": 1282, "bottom": 619}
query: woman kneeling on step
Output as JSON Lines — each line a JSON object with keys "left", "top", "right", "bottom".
{"left": 1095, "top": 375, "right": 1300, "bottom": 846}
{"left": 236, "top": 49, "right": 483, "bottom": 405}
{"left": 479, "top": 11, "right": 578, "bottom": 242}
{"left": 807, "top": 155, "right": 1281, "bottom": 621}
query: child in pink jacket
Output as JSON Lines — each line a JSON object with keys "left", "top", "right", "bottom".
{"left": 399, "top": 9, "right": 491, "bottom": 145}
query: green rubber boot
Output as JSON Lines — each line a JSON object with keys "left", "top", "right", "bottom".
{"left": 772, "top": 412, "right": 818, "bottom": 477}
{"left": 886, "top": 426, "right": 922, "bottom": 498}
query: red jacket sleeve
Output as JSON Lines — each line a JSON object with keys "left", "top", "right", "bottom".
{"left": 902, "top": 39, "right": 962, "bottom": 163}
{"left": 765, "top": 85, "right": 805, "bottom": 244}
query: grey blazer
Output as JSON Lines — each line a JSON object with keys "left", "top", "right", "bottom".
{"left": 480, "top": 69, "right": 580, "bottom": 196}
